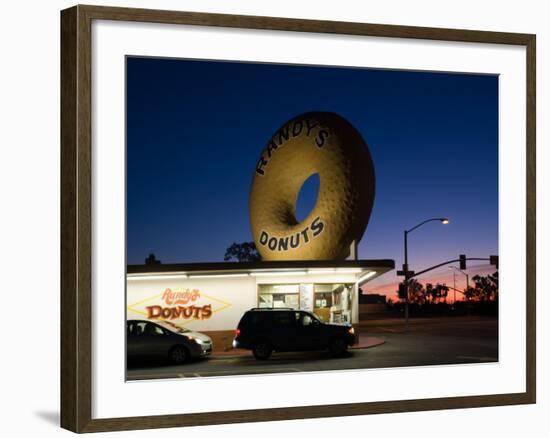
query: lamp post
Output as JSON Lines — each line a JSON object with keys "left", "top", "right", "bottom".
{"left": 403, "top": 217, "right": 449, "bottom": 331}
{"left": 450, "top": 268, "right": 456, "bottom": 304}
{"left": 450, "top": 265, "right": 469, "bottom": 301}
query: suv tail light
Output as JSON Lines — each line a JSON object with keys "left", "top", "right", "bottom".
{"left": 235, "top": 328, "right": 241, "bottom": 336}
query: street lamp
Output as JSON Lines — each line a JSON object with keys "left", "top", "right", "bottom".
{"left": 450, "top": 265, "right": 469, "bottom": 302}
{"left": 403, "top": 217, "right": 449, "bottom": 331}
{"left": 449, "top": 266, "right": 457, "bottom": 304}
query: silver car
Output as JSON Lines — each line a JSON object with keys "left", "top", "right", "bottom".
{"left": 127, "top": 319, "right": 213, "bottom": 364}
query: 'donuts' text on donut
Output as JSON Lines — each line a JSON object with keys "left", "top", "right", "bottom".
{"left": 249, "top": 112, "right": 375, "bottom": 261}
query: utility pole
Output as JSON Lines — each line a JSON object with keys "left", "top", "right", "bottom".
{"left": 452, "top": 269, "right": 456, "bottom": 303}
{"left": 398, "top": 217, "right": 449, "bottom": 332}
{"left": 451, "top": 265, "right": 469, "bottom": 300}
{"left": 404, "top": 230, "right": 410, "bottom": 332}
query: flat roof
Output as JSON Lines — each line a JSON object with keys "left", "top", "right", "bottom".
{"left": 127, "top": 259, "right": 395, "bottom": 285}
{"left": 128, "top": 259, "right": 394, "bottom": 274}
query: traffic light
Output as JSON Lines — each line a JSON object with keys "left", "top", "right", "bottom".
{"left": 398, "top": 283, "right": 407, "bottom": 299}
{"left": 459, "top": 254, "right": 467, "bottom": 270}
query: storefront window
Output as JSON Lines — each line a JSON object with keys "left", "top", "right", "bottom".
{"left": 258, "top": 283, "right": 354, "bottom": 322}
{"left": 314, "top": 283, "right": 353, "bottom": 323}
{"left": 258, "top": 294, "right": 273, "bottom": 308}
{"left": 258, "top": 284, "right": 300, "bottom": 309}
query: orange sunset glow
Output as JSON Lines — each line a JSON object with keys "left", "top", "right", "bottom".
{"left": 362, "top": 263, "right": 497, "bottom": 303}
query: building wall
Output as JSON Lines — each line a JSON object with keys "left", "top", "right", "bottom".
{"left": 127, "top": 272, "right": 361, "bottom": 351}
{"left": 127, "top": 275, "right": 257, "bottom": 333}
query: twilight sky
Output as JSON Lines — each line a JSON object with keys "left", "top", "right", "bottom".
{"left": 126, "top": 56, "right": 498, "bottom": 298}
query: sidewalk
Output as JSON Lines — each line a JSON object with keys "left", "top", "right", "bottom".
{"left": 210, "top": 334, "right": 385, "bottom": 358}
{"left": 351, "top": 335, "right": 385, "bottom": 350}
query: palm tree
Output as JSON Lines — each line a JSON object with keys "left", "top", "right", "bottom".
{"left": 488, "top": 271, "right": 499, "bottom": 301}
{"left": 408, "top": 279, "right": 426, "bottom": 305}
{"left": 437, "top": 283, "right": 449, "bottom": 303}
{"left": 472, "top": 274, "right": 498, "bottom": 301}
{"left": 463, "top": 272, "right": 499, "bottom": 302}
{"left": 396, "top": 279, "right": 426, "bottom": 305}
{"left": 425, "top": 283, "right": 449, "bottom": 303}
{"left": 425, "top": 283, "right": 437, "bottom": 303}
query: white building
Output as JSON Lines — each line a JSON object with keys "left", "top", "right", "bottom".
{"left": 127, "top": 260, "right": 394, "bottom": 351}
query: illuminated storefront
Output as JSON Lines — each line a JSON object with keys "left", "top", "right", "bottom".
{"left": 257, "top": 283, "right": 354, "bottom": 323}
{"left": 127, "top": 260, "right": 394, "bottom": 351}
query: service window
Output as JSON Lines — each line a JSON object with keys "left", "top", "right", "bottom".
{"left": 258, "top": 294, "right": 273, "bottom": 308}
{"left": 314, "top": 283, "right": 353, "bottom": 323}
{"left": 258, "top": 284, "right": 300, "bottom": 309}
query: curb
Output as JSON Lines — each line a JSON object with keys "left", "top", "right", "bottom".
{"left": 209, "top": 336, "right": 385, "bottom": 359}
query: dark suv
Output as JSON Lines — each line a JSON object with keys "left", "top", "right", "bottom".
{"left": 232, "top": 308, "right": 356, "bottom": 360}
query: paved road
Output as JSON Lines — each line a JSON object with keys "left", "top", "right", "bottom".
{"left": 127, "top": 316, "right": 498, "bottom": 381}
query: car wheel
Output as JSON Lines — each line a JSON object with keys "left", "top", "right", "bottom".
{"left": 253, "top": 341, "right": 273, "bottom": 360}
{"left": 169, "top": 345, "right": 189, "bottom": 364}
{"left": 329, "top": 337, "right": 348, "bottom": 356}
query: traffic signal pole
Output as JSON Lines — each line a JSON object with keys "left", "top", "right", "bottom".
{"left": 411, "top": 256, "right": 494, "bottom": 279}
{"left": 397, "top": 255, "right": 498, "bottom": 328}
{"left": 404, "top": 230, "right": 410, "bottom": 332}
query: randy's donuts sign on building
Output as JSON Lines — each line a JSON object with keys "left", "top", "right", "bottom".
{"left": 127, "top": 282, "right": 234, "bottom": 332}
{"left": 144, "top": 288, "right": 213, "bottom": 320}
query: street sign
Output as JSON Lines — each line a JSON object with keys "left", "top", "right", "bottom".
{"left": 397, "top": 270, "right": 415, "bottom": 277}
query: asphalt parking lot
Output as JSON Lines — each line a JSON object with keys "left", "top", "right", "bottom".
{"left": 127, "top": 316, "right": 498, "bottom": 380}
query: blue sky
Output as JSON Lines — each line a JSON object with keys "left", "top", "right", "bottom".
{"left": 126, "top": 56, "right": 498, "bottom": 284}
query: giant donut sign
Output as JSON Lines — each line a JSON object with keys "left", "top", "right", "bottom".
{"left": 249, "top": 112, "right": 375, "bottom": 260}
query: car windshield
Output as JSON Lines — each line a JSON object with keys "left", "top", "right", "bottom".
{"left": 156, "top": 320, "right": 190, "bottom": 333}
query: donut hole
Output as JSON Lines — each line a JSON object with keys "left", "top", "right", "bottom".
{"left": 294, "top": 173, "right": 320, "bottom": 223}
